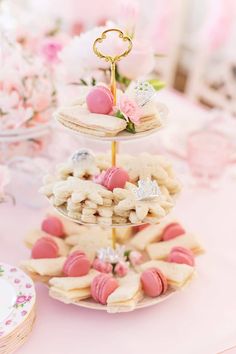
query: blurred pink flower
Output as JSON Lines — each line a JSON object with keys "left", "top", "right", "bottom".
{"left": 0, "top": 39, "right": 56, "bottom": 130}
{"left": 41, "top": 40, "right": 63, "bottom": 64}
{"left": 70, "top": 21, "right": 84, "bottom": 36}
{"left": 118, "top": 40, "right": 155, "bottom": 80}
{"left": 129, "top": 251, "right": 143, "bottom": 266}
{"left": 117, "top": 0, "right": 140, "bottom": 36}
{"left": 203, "top": 0, "right": 236, "bottom": 51}
{"left": 59, "top": 25, "right": 112, "bottom": 81}
{"left": 0, "top": 91, "right": 19, "bottom": 112}
{"left": 0, "top": 165, "right": 10, "bottom": 196}
{"left": 30, "top": 92, "right": 51, "bottom": 112}
{"left": 118, "top": 94, "right": 140, "bottom": 124}
{"left": 93, "top": 258, "right": 112, "bottom": 273}
{"left": 114, "top": 261, "right": 129, "bottom": 277}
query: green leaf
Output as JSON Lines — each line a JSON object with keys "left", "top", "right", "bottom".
{"left": 115, "top": 110, "right": 136, "bottom": 133}
{"left": 80, "top": 78, "right": 88, "bottom": 86}
{"left": 148, "top": 79, "right": 165, "bottom": 91}
{"left": 115, "top": 110, "right": 126, "bottom": 120}
{"left": 126, "top": 120, "right": 136, "bottom": 134}
{"left": 91, "top": 77, "right": 96, "bottom": 86}
{"left": 124, "top": 250, "right": 131, "bottom": 259}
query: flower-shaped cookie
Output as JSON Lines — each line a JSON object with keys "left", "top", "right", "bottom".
{"left": 56, "top": 149, "right": 99, "bottom": 180}
{"left": 113, "top": 182, "right": 168, "bottom": 224}
{"left": 53, "top": 177, "right": 113, "bottom": 206}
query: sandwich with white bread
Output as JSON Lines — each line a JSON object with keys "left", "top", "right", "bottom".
{"left": 107, "top": 273, "right": 143, "bottom": 311}
{"left": 49, "top": 270, "right": 100, "bottom": 303}
{"left": 139, "top": 260, "right": 195, "bottom": 288}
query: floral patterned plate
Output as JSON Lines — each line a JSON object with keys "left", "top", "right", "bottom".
{"left": 0, "top": 263, "right": 36, "bottom": 339}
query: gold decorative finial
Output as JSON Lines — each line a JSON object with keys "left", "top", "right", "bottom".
{"left": 93, "top": 28, "right": 132, "bottom": 105}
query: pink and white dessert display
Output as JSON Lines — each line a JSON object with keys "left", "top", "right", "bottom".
{"left": 21, "top": 27, "right": 204, "bottom": 314}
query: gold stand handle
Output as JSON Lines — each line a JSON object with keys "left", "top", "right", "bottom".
{"left": 93, "top": 28, "right": 132, "bottom": 105}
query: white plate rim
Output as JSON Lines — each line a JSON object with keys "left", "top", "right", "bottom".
{"left": 49, "top": 286, "right": 178, "bottom": 313}
{"left": 55, "top": 206, "right": 156, "bottom": 228}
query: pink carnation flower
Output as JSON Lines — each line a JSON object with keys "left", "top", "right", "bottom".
{"left": 118, "top": 94, "right": 141, "bottom": 124}
{"left": 93, "top": 258, "right": 112, "bottom": 273}
{"left": 41, "top": 40, "right": 62, "bottom": 64}
{"left": 114, "top": 261, "right": 129, "bottom": 277}
{"left": 129, "top": 251, "right": 143, "bottom": 266}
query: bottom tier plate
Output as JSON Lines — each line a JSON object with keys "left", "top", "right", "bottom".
{"left": 55, "top": 206, "right": 150, "bottom": 228}
{"left": 49, "top": 286, "right": 177, "bottom": 313}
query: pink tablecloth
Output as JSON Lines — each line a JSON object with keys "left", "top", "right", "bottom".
{"left": 1, "top": 90, "right": 236, "bottom": 354}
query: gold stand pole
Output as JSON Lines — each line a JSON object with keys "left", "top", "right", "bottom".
{"left": 110, "top": 62, "right": 116, "bottom": 105}
{"left": 110, "top": 46, "right": 118, "bottom": 250}
{"left": 112, "top": 228, "right": 116, "bottom": 249}
{"left": 111, "top": 141, "right": 117, "bottom": 166}
{"left": 111, "top": 139, "right": 117, "bottom": 249}
{"left": 93, "top": 29, "right": 133, "bottom": 251}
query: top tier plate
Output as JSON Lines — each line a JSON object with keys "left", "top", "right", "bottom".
{"left": 55, "top": 102, "right": 168, "bottom": 142}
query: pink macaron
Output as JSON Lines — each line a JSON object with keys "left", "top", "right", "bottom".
{"left": 41, "top": 216, "right": 65, "bottom": 238}
{"left": 63, "top": 250, "right": 90, "bottom": 277}
{"left": 31, "top": 236, "right": 59, "bottom": 259}
{"left": 91, "top": 273, "right": 119, "bottom": 305}
{"left": 133, "top": 223, "right": 150, "bottom": 233}
{"left": 86, "top": 86, "right": 113, "bottom": 114}
{"left": 162, "top": 222, "right": 185, "bottom": 241}
{"left": 141, "top": 268, "right": 168, "bottom": 297}
{"left": 101, "top": 167, "right": 129, "bottom": 191}
{"left": 167, "top": 246, "right": 195, "bottom": 266}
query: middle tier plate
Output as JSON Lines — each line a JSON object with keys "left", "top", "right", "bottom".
{"left": 40, "top": 152, "right": 181, "bottom": 229}
{"left": 55, "top": 206, "right": 150, "bottom": 228}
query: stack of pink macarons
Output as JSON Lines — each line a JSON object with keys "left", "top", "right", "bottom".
{"left": 91, "top": 273, "right": 119, "bottom": 305}
{"left": 167, "top": 247, "right": 195, "bottom": 266}
{"left": 141, "top": 268, "right": 168, "bottom": 297}
{"left": 63, "top": 251, "right": 90, "bottom": 277}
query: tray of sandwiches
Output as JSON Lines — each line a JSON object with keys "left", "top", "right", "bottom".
{"left": 54, "top": 82, "right": 168, "bottom": 141}
{"left": 21, "top": 213, "right": 204, "bottom": 313}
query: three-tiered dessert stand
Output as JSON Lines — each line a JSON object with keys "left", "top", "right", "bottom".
{"left": 50, "top": 29, "right": 180, "bottom": 312}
